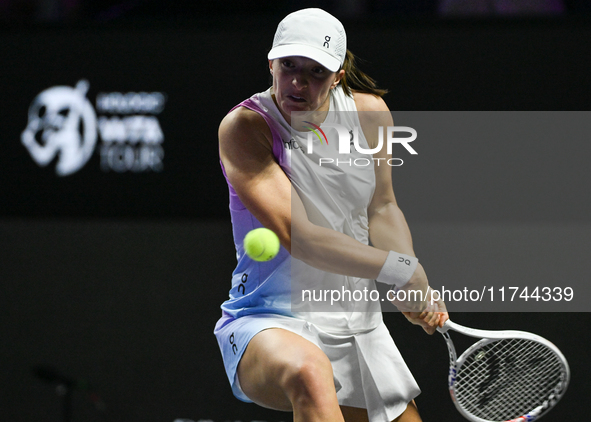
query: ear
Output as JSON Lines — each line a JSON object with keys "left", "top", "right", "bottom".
{"left": 332, "top": 69, "right": 345, "bottom": 88}
{"left": 268, "top": 60, "right": 274, "bottom": 74}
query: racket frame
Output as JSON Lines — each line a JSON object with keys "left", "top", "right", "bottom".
{"left": 437, "top": 320, "right": 570, "bottom": 422}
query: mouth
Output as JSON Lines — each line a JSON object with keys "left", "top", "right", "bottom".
{"left": 287, "top": 94, "right": 306, "bottom": 103}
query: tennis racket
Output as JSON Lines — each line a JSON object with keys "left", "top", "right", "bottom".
{"left": 436, "top": 319, "right": 570, "bottom": 422}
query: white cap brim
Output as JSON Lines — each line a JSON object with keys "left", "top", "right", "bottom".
{"left": 268, "top": 44, "right": 342, "bottom": 72}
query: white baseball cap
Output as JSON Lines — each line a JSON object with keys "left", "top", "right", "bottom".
{"left": 268, "top": 8, "right": 347, "bottom": 72}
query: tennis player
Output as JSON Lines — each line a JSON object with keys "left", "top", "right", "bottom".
{"left": 215, "top": 8, "right": 448, "bottom": 422}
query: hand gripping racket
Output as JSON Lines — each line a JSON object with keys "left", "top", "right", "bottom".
{"left": 436, "top": 319, "right": 570, "bottom": 422}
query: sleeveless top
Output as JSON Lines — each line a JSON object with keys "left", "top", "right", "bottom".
{"left": 220, "top": 85, "right": 382, "bottom": 334}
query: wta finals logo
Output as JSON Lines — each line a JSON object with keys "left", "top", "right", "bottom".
{"left": 21, "top": 80, "right": 97, "bottom": 176}
{"left": 22, "top": 80, "right": 166, "bottom": 176}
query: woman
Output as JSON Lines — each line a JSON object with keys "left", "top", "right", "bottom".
{"left": 215, "top": 8, "right": 447, "bottom": 422}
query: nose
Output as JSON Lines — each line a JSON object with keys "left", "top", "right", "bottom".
{"left": 291, "top": 72, "right": 307, "bottom": 90}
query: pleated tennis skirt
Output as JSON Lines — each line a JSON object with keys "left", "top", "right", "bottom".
{"left": 214, "top": 312, "right": 421, "bottom": 422}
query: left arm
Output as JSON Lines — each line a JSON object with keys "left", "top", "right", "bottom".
{"left": 354, "top": 92, "right": 414, "bottom": 258}
{"left": 355, "top": 92, "right": 448, "bottom": 334}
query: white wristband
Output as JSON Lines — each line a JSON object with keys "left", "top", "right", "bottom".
{"left": 376, "top": 251, "right": 418, "bottom": 288}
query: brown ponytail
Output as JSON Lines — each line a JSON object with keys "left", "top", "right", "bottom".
{"left": 339, "top": 50, "right": 388, "bottom": 97}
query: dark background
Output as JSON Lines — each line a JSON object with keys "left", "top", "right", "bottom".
{"left": 1, "top": 2, "right": 591, "bottom": 421}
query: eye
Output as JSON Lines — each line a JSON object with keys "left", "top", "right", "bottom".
{"left": 282, "top": 59, "right": 294, "bottom": 68}
{"left": 312, "top": 67, "right": 325, "bottom": 74}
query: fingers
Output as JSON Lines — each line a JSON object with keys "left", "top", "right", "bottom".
{"left": 401, "top": 310, "right": 444, "bottom": 335}
{"left": 438, "top": 311, "right": 450, "bottom": 328}
{"left": 398, "top": 290, "right": 450, "bottom": 334}
{"left": 419, "top": 310, "right": 440, "bottom": 334}
{"left": 422, "top": 311, "right": 450, "bottom": 333}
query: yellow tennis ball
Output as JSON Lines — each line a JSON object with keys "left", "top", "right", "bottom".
{"left": 244, "top": 228, "right": 280, "bottom": 262}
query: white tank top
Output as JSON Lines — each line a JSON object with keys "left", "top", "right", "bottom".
{"left": 224, "top": 85, "right": 383, "bottom": 333}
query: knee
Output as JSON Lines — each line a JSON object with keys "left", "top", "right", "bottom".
{"left": 280, "top": 349, "right": 335, "bottom": 405}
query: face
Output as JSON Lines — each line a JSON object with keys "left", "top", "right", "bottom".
{"left": 269, "top": 56, "right": 344, "bottom": 124}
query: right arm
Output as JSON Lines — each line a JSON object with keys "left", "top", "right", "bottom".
{"left": 219, "top": 107, "right": 388, "bottom": 278}
{"left": 219, "top": 108, "right": 292, "bottom": 250}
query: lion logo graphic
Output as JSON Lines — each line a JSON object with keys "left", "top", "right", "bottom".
{"left": 21, "top": 80, "right": 97, "bottom": 176}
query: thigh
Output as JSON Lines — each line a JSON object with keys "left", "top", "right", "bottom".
{"left": 340, "top": 405, "right": 369, "bottom": 422}
{"left": 237, "top": 327, "right": 337, "bottom": 411}
{"left": 339, "top": 401, "right": 421, "bottom": 422}
{"left": 393, "top": 401, "right": 422, "bottom": 422}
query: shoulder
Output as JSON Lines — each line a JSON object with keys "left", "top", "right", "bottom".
{"left": 352, "top": 91, "right": 393, "bottom": 146}
{"left": 219, "top": 105, "right": 273, "bottom": 151}
{"left": 352, "top": 91, "right": 390, "bottom": 113}
{"left": 220, "top": 106, "right": 270, "bottom": 137}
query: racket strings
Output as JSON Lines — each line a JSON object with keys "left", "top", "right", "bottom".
{"left": 459, "top": 342, "right": 559, "bottom": 417}
{"left": 460, "top": 342, "right": 556, "bottom": 410}
{"left": 454, "top": 338, "right": 564, "bottom": 421}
